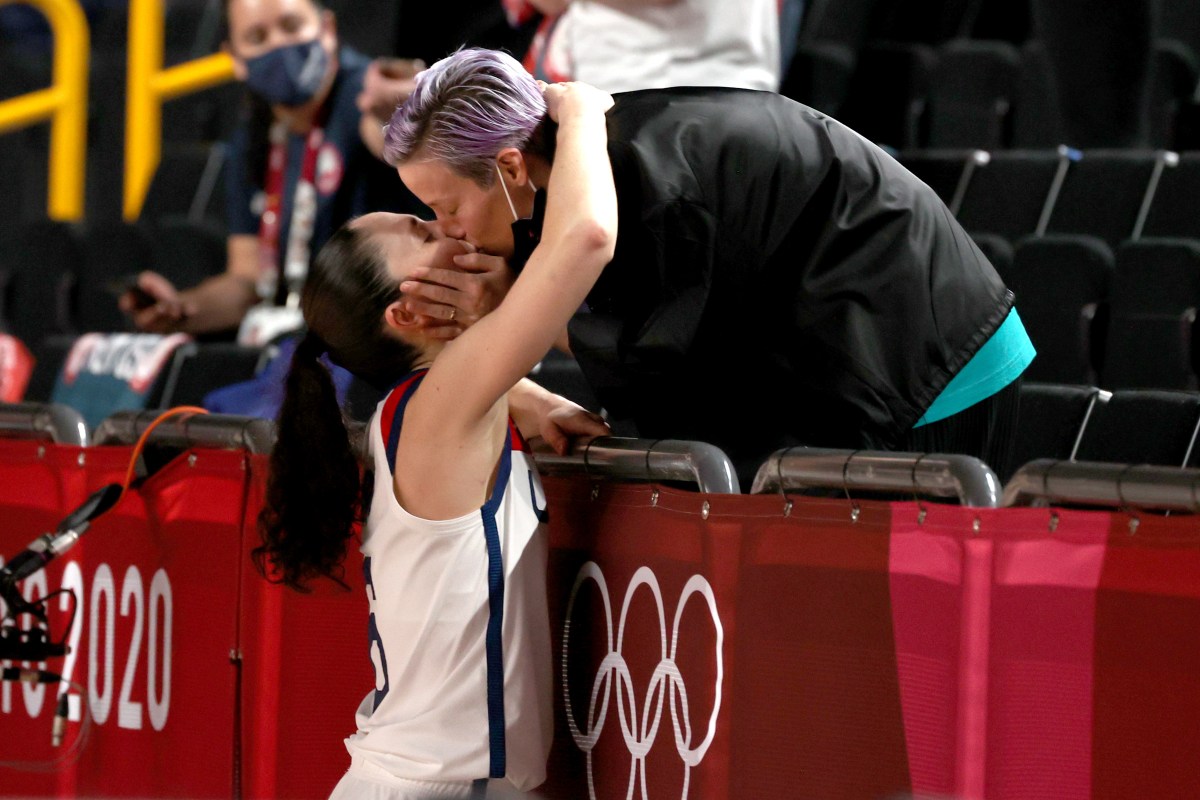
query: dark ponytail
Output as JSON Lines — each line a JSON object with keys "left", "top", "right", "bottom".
{"left": 255, "top": 224, "right": 419, "bottom": 591}
{"left": 255, "top": 331, "right": 361, "bottom": 590}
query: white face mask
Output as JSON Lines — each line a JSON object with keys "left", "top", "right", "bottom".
{"left": 496, "top": 163, "right": 537, "bottom": 222}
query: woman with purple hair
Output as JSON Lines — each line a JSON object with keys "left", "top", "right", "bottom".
{"left": 384, "top": 47, "right": 1035, "bottom": 484}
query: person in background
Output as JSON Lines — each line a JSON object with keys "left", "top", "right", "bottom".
{"left": 500, "top": 0, "right": 780, "bottom": 92}
{"left": 120, "top": 0, "right": 422, "bottom": 345}
{"left": 257, "top": 80, "right": 615, "bottom": 798}
{"left": 384, "top": 48, "right": 1035, "bottom": 485}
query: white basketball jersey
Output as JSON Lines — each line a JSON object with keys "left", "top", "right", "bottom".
{"left": 343, "top": 371, "right": 553, "bottom": 792}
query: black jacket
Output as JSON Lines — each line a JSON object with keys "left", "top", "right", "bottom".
{"left": 558, "top": 88, "right": 1012, "bottom": 470}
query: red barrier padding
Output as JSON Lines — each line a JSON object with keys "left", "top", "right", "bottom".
{"left": 5, "top": 445, "right": 1200, "bottom": 799}
{"left": 0, "top": 441, "right": 245, "bottom": 798}
{"left": 237, "top": 454, "right": 371, "bottom": 799}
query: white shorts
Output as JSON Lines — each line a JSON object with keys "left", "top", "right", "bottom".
{"left": 327, "top": 758, "right": 532, "bottom": 800}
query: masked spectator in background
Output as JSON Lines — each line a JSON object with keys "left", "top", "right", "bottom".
{"left": 120, "top": 0, "right": 423, "bottom": 346}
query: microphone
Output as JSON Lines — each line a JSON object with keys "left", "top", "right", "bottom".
{"left": 0, "top": 483, "right": 124, "bottom": 618}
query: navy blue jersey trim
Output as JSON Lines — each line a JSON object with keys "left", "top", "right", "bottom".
{"left": 481, "top": 427, "right": 512, "bottom": 778}
{"left": 383, "top": 370, "right": 428, "bottom": 473}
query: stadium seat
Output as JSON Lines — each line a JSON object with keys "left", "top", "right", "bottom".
{"left": 1161, "top": 0, "right": 1200, "bottom": 70}
{"left": 22, "top": 334, "right": 77, "bottom": 403}
{"left": 1073, "top": 389, "right": 1200, "bottom": 467}
{"left": 1101, "top": 239, "right": 1200, "bottom": 390}
{"left": 161, "top": 77, "right": 241, "bottom": 146}
{"left": 897, "top": 148, "right": 971, "bottom": 206}
{"left": 955, "top": 149, "right": 1064, "bottom": 241}
{"left": 0, "top": 220, "right": 80, "bottom": 343}
{"left": 1141, "top": 152, "right": 1200, "bottom": 239}
{"left": 1006, "top": 383, "right": 1108, "bottom": 480}
{"left": 0, "top": 48, "right": 51, "bottom": 225}
{"left": 839, "top": 41, "right": 937, "bottom": 151}
{"left": 145, "top": 215, "right": 228, "bottom": 290}
{"left": 797, "top": 0, "right": 879, "bottom": 49}
{"left": 926, "top": 39, "right": 1021, "bottom": 149}
{"left": 1011, "top": 42, "right": 1066, "bottom": 149}
{"left": 157, "top": 342, "right": 271, "bottom": 408}
{"left": 1043, "top": 150, "right": 1162, "bottom": 248}
{"left": 73, "top": 222, "right": 154, "bottom": 334}
{"left": 1148, "top": 39, "right": 1200, "bottom": 149}
{"left": 1007, "top": 235, "right": 1114, "bottom": 384}
{"left": 780, "top": 41, "right": 856, "bottom": 117}
{"left": 139, "top": 141, "right": 228, "bottom": 225}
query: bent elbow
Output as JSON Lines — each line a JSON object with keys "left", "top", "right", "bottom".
{"left": 573, "top": 218, "right": 617, "bottom": 265}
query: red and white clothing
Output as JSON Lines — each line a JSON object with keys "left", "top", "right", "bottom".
{"left": 508, "top": 0, "right": 780, "bottom": 93}
{"left": 332, "top": 371, "right": 553, "bottom": 798}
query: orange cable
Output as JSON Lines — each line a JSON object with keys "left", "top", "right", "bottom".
{"left": 120, "top": 406, "right": 210, "bottom": 493}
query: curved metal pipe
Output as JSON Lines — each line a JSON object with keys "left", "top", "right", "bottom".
{"left": 751, "top": 448, "right": 1002, "bottom": 508}
{"left": 530, "top": 437, "right": 740, "bottom": 495}
{"left": 0, "top": 402, "right": 89, "bottom": 446}
{"left": 1003, "top": 459, "right": 1200, "bottom": 511}
{"left": 93, "top": 410, "right": 275, "bottom": 454}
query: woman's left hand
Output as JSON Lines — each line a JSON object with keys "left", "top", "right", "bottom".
{"left": 400, "top": 251, "right": 516, "bottom": 338}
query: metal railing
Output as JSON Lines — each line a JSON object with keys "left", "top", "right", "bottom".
{"left": 94, "top": 410, "right": 274, "bottom": 454}
{"left": 752, "top": 448, "right": 1002, "bottom": 508}
{"left": 0, "top": 402, "right": 89, "bottom": 446}
{"left": 0, "top": 0, "right": 88, "bottom": 220}
{"left": 124, "top": 0, "right": 235, "bottom": 219}
{"left": 530, "top": 437, "right": 740, "bottom": 494}
{"left": 1003, "top": 459, "right": 1200, "bottom": 512}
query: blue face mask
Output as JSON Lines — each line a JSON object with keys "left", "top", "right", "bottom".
{"left": 244, "top": 38, "right": 330, "bottom": 107}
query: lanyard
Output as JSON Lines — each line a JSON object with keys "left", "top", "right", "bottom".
{"left": 258, "top": 115, "right": 328, "bottom": 306}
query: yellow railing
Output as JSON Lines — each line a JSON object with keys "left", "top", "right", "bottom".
{"left": 124, "top": 0, "right": 235, "bottom": 220}
{"left": 0, "top": 0, "right": 88, "bottom": 220}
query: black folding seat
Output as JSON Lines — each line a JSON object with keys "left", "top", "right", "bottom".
{"left": 955, "top": 149, "right": 1064, "bottom": 241}
{"left": 972, "top": 232, "right": 1014, "bottom": 282}
{"left": 71, "top": 222, "right": 155, "bottom": 333}
{"left": 1101, "top": 239, "right": 1200, "bottom": 390}
{"left": 0, "top": 220, "right": 80, "bottom": 343}
{"left": 22, "top": 334, "right": 78, "bottom": 404}
{"left": 1011, "top": 42, "right": 1066, "bottom": 149}
{"left": 1141, "top": 153, "right": 1200, "bottom": 239}
{"left": 839, "top": 41, "right": 937, "bottom": 151}
{"left": 1161, "top": 0, "right": 1200, "bottom": 69}
{"left": 139, "top": 141, "right": 228, "bottom": 225}
{"left": 796, "top": 0, "right": 880, "bottom": 49}
{"left": 1074, "top": 389, "right": 1200, "bottom": 467}
{"left": 897, "top": 148, "right": 971, "bottom": 206}
{"left": 145, "top": 215, "right": 228, "bottom": 291}
{"left": 1043, "top": 150, "right": 1161, "bottom": 249}
{"left": 1007, "top": 235, "right": 1114, "bottom": 384}
{"left": 779, "top": 41, "right": 856, "bottom": 116}
{"left": 1148, "top": 39, "right": 1200, "bottom": 149}
{"left": 157, "top": 342, "right": 270, "bottom": 408}
{"left": 925, "top": 39, "right": 1021, "bottom": 149}
{"left": 161, "top": 79, "right": 242, "bottom": 146}
{"left": 1005, "top": 383, "right": 1108, "bottom": 480}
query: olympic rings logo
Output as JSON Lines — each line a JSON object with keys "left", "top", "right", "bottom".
{"left": 561, "top": 562, "right": 724, "bottom": 800}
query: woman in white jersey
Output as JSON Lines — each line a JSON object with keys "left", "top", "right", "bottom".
{"left": 255, "top": 75, "right": 617, "bottom": 798}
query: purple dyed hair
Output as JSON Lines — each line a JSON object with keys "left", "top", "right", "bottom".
{"left": 383, "top": 48, "right": 547, "bottom": 186}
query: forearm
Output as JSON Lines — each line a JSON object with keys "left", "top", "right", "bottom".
{"left": 176, "top": 273, "right": 260, "bottom": 334}
{"left": 508, "top": 378, "right": 556, "bottom": 440}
